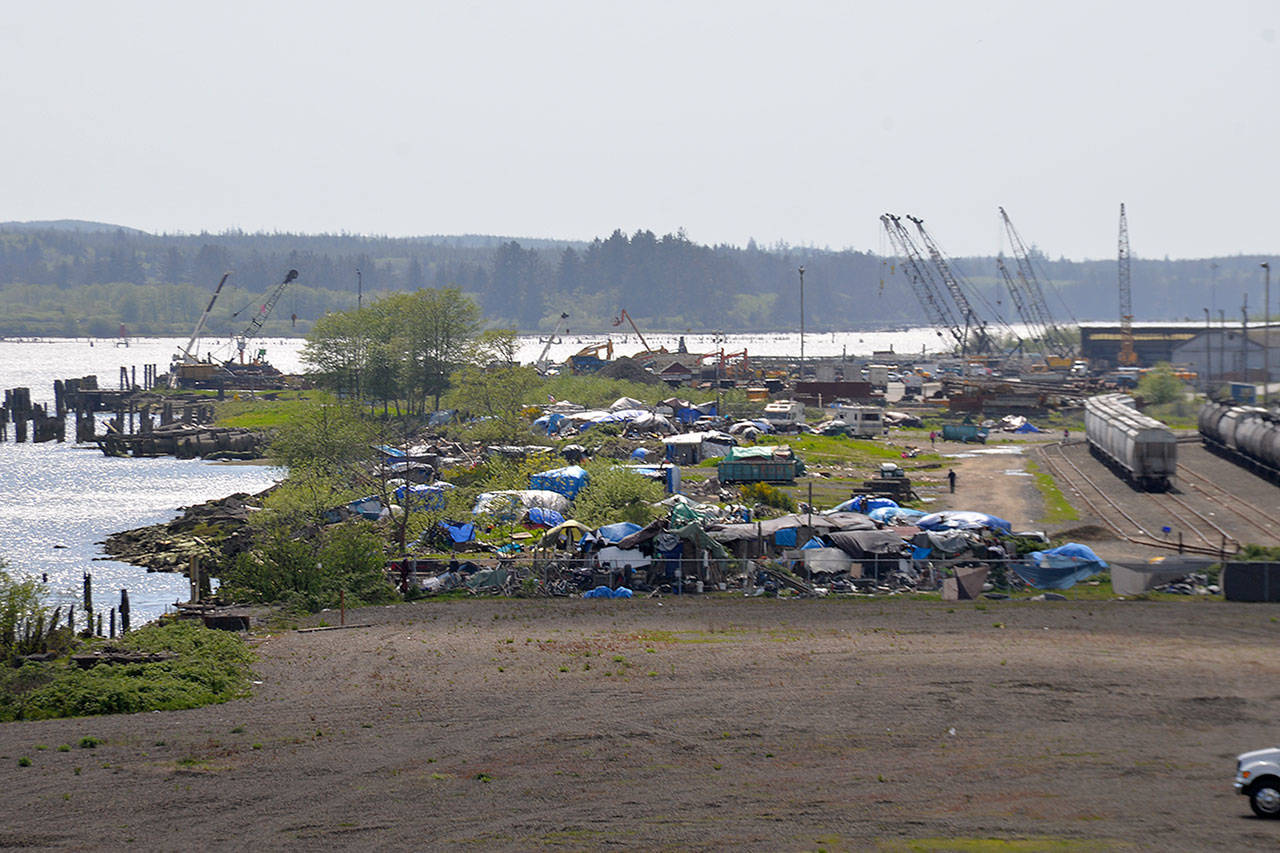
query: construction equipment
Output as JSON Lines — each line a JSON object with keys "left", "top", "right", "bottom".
{"left": 998, "top": 208, "right": 1073, "bottom": 357}
{"left": 612, "top": 308, "right": 668, "bottom": 363}
{"left": 536, "top": 312, "right": 571, "bottom": 371}
{"left": 1117, "top": 203, "right": 1138, "bottom": 366}
{"left": 880, "top": 214, "right": 968, "bottom": 352}
{"left": 234, "top": 269, "right": 299, "bottom": 363}
{"left": 907, "top": 216, "right": 994, "bottom": 353}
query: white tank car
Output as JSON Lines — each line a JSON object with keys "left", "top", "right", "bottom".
{"left": 1199, "top": 401, "right": 1280, "bottom": 477}
{"left": 1084, "top": 393, "right": 1177, "bottom": 491}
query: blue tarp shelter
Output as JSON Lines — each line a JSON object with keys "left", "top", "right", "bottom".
{"left": 530, "top": 465, "right": 590, "bottom": 499}
{"left": 439, "top": 520, "right": 475, "bottom": 543}
{"left": 596, "top": 522, "right": 643, "bottom": 544}
{"left": 917, "top": 511, "right": 1013, "bottom": 534}
{"left": 830, "top": 496, "right": 899, "bottom": 514}
{"left": 1015, "top": 543, "right": 1108, "bottom": 589}
{"left": 525, "top": 506, "right": 565, "bottom": 528}
{"left": 1013, "top": 422, "right": 1042, "bottom": 433}
{"left": 394, "top": 482, "right": 453, "bottom": 509}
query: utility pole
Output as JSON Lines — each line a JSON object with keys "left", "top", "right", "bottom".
{"left": 1204, "top": 307, "right": 1212, "bottom": 392}
{"left": 356, "top": 268, "right": 363, "bottom": 311}
{"left": 797, "top": 265, "right": 806, "bottom": 383}
{"left": 1264, "top": 262, "right": 1272, "bottom": 406}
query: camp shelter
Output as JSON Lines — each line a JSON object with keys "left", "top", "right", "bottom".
{"left": 1014, "top": 543, "right": 1107, "bottom": 589}
{"left": 534, "top": 520, "right": 594, "bottom": 552}
{"left": 473, "top": 490, "right": 571, "bottom": 521}
{"left": 530, "top": 464, "right": 590, "bottom": 499}
{"left": 663, "top": 431, "right": 734, "bottom": 465}
{"left": 594, "top": 521, "right": 644, "bottom": 544}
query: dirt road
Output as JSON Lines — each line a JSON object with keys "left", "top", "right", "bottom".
{"left": 1, "top": 598, "right": 1277, "bottom": 851}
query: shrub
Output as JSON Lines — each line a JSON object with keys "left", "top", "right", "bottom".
{"left": 739, "top": 482, "right": 796, "bottom": 512}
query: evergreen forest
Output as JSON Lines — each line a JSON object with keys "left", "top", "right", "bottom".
{"left": 0, "top": 220, "right": 1268, "bottom": 339}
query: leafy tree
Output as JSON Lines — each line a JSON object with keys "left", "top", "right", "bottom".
{"left": 1137, "top": 362, "right": 1186, "bottom": 405}
{"left": 446, "top": 330, "right": 543, "bottom": 444}
{"left": 571, "top": 464, "right": 664, "bottom": 527}
{"left": 0, "top": 561, "right": 64, "bottom": 658}
{"left": 267, "top": 396, "right": 376, "bottom": 473}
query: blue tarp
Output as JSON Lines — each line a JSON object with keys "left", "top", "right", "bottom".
{"left": 1013, "top": 422, "right": 1042, "bottom": 433}
{"left": 529, "top": 464, "right": 589, "bottom": 499}
{"left": 774, "top": 528, "right": 798, "bottom": 547}
{"left": 439, "top": 520, "right": 475, "bottom": 543}
{"left": 582, "top": 585, "right": 634, "bottom": 599}
{"left": 917, "top": 511, "right": 1013, "bottom": 534}
{"left": 394, "top": 482, "right": 453, "bottom": 509}
{"left": 1015, "top": 543, "right": 1108, "bottom": 590}
{"left": 596, "top": 522, "right": 643, "bottom": 544}
{"left": 801, "top": 536, "right": 825, "bottom": 550}
{"left": 831, "top": 496, "right": 899, "bottom": 514}
{"left": 525, "top": 506, "right": 565, "bottom": 528}
{"left": 533, "top": 413, "right": 566, "bottom": 434}
{"left": 869, "top": 506, "right": 927, "bottom": 525}
{"left": 630, "top": 447, "right": 649, "bottom": 460}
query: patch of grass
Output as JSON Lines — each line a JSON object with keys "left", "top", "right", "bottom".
{"left": 78, "top": 736, "right": 101, "bottom": 749}
{"left": 213, "top": 394, "right": 320, "bottom": 430}
{"left": 0, "top": 622, "right": 253, "bottom": 722}
{"left": 1026, "top": 459, "right": 1080, "bottom": 523}
{"left": 17, "top": 756, "right": 31, "bottom": 767}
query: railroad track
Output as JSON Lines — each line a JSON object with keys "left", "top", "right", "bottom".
{"left": 1036, "top": 442, "right": 1238, "bottom": 557}
{"left": 1175, "top": 457, "right": 1280, "bottom": 542}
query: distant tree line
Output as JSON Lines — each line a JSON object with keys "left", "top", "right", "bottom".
{"left": 0, "top": 222, "right": 1270, "bottom": 338}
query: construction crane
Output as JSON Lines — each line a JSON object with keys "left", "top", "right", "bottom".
{"left": 536, "top": 312, "right": 572, "bottom": 371}
{"left": 234, "top": 269, "right": 299, "bottom": 363}
{"left": 998, "top": 208, "right": 1073, "bottom": 357}
{"left": 880, "top": 214, "right": 968, "bottom": 352}
{"left": 1116, "top": 203, "right": 1138, "bottom": 366}
{"left": 176, "top": 272, "right": 230, "bottom": 365}
{"left": 907, "top": 216, "right": 994, "bottom": 353}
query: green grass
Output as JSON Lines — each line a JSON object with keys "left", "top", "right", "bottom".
{"left": 1026, "top": 459, "right": 1080, "bottom": 523}
{"left": 0, "top": 621, "right": 254, "bottom": 722}
{"left": 213, "top": 394, "right": 320, "bottom": 429}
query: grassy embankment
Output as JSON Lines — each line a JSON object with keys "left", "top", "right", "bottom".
{"left": 0, "top": 621, "right": 253, "bottom": 722}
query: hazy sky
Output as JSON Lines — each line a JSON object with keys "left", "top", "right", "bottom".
{"left": 3, "top": 1, "right": 1277, "bottom": 260}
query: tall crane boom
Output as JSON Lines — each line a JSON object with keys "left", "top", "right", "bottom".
{"left": 907, "top": 216, "right": 993, "bottom": 353}
{"left": 998, "top": 208, "right": 1072, "bottom": 356}
{"left": 235, "top": 269, "right": 299, "bottom": 362}
{"left": 880, "top": 214, "right": 967, "bottom": 351}
{"left": 178, "top": 272, "right": 230, "bottom": 364}
{"left": 1117, "top": 203, "right": 1138, "bottom": 366}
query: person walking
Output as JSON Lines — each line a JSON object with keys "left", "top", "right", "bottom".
{"left": 947, "top": 468, "right": 956, "bottom": 493}
{"left": 929, "top": 430, "right": 936, "bottom": 447}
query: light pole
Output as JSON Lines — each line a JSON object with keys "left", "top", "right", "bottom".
{"left": 797, "top": 265, "right": 806, "bottom": 384}
{"left": 1264, "top": 261, "right": 1272, "bottom": 406}
{"left": 1204, "top": 307, "right": 1211, "bottom": 392}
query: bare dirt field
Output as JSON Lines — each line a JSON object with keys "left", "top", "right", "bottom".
{"left": 2, "top": 597, "right": 1279, "bottom": 851}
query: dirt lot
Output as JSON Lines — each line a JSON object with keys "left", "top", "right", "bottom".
{"left": 1, "top": 597, "right": 1279, "bottom": 851}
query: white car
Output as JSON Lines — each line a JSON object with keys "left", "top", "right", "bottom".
{"left": 1235, "top": 747, "right": 1280, "bottom": 818}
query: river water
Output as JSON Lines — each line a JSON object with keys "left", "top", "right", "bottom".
{"left": 0, "top": 328, "right": 961, "bottom": 626}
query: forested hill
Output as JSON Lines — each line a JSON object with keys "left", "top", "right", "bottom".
{"left": 0, "top": 224, "right": 1267, "bottom": 338}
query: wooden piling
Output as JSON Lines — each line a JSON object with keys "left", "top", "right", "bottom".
{"left": 119, "top": 590, "right": 130, "bottom": 634}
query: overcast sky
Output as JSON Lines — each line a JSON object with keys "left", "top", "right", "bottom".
{"left": 3, "top": 1, "right": 1277, "bottom": 260}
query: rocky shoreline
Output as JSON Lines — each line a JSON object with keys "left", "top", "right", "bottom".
{"left": 101, "top": 492, "right": 265, "bottom": 573}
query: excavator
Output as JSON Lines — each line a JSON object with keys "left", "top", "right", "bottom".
{"left": 612, "top": 308, "right": 668, "bottom": 366}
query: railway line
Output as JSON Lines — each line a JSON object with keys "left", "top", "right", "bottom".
{"left": 1175, "top": 454, "right": 1280, "bottom": 541}
{"left": 1037, "top": 441, "right": 1238, "bottom": 557}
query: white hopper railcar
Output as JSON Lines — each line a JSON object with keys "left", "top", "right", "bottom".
{"left": 1084, "top": 393, "right": 1177, "bottom": 491}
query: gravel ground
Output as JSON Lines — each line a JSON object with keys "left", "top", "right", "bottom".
{"left": 1, "top": 597, "right": 1278, "bottom": 851}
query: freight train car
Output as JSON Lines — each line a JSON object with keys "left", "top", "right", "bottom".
{"left": 1199, "top": 401, "right": 1280, "bottom": 478}
{"left": 1084, "top": 393, "right": 1177, "bottom": 491}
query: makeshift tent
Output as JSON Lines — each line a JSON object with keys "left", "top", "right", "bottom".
{"left": 466, "top": 567, "right": 508, "bottom": 590}
{"left": 532, "top": 413, "right": 567, "bottom": 434}
{"left": 609, "top": 396, "right": 647, "bottom": 412}
{"left": 439, "top": 520, "right": 475, "bottom": 543}
{"left": 868, "top": 506, "right": 926, "bottom": 525}
{"left": 534, "top": 520, "right": 594, "bottom": 552}
{"left": 595, "top": 522, "right": 644, "bottom": 544}
{"left": 473, "top": 490, "right": 571, "bottom": 520}
{"left": 525, "top": 506, "right": 565, "bottom": 528}
{"left": 828, "top": 529, "right": 907, "bottom": 557}
{"left": 1013, "top": 422, "right": 1042, "bottom": 433}
{"left": 394, "top": 482, "right": 453, "bottom": 509}
{"left": 1014, "top": 543, "right": 1108, "bottom": 589}
{"left": 529, "top": 465, "right": 590, "bottom": 499}
{"left": 829, "top": 496, "right": 899, "bottom": 514}
{"left": 916, "top": 510, "right": 1012, "bottom": 534}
